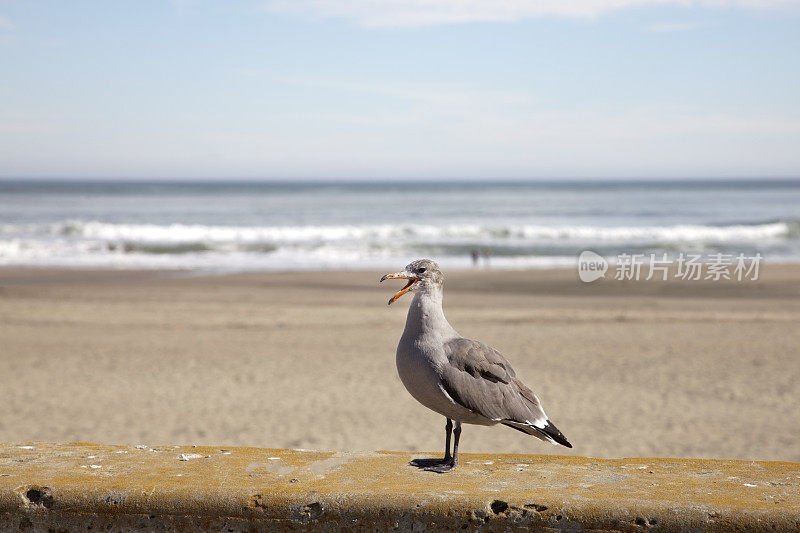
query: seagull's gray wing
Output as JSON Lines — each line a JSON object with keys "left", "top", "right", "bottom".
{"left": 438, "top": 337, "right": 572, "bottom": 447}
{"left": 438, "top": 338, "right": 547, "bottom": 427}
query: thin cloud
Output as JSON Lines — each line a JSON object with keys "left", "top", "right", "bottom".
{"left": 273, "top": 75, "right": 534, "bottom": 109}
{"left": 265, "top": 0, "right": 800, "bottom": 28}
{"left": 646, "top": 22, "right": 703, "bottom": 33}
{"left": 4, "top": 104, "right": 798, "bottom": 178}
{"left": 0, "top": 15, "right": 12, "bottom": 30}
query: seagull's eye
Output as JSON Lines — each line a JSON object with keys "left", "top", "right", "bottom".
{"left": 418, "top": 267, "right": 426, "bottom": 273}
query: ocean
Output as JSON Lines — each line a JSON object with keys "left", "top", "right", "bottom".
{"left": 1, "top": 179, "right": 798, "bottom": 272}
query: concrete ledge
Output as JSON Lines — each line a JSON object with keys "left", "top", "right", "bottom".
{"left": 1, "top": 443, "right": 798, "bottom": 532}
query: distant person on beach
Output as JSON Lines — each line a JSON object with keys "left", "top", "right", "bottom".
{"left": 482, "top": 248, "right": 492, "bottom": 268}
{"left": 471, "top": 249, "right": 480, "bottom": 268}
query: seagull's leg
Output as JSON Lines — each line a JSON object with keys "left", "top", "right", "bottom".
{"left": 422, "top": 421, "right": 460, "bottom": 473}
{"left": 410, "top": 418, "right": 453, "bottom": 469}
{"left": 443, "top": 418, "right": 453, "bottom": 461}
{"left": 414, "top": 420, "right": 460, "bottom": 473}
{"left": 451, "top": 420, "right": 461, "bottom": 464}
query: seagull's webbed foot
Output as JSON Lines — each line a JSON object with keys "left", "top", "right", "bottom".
{"left": 424, "top": 459, "right": 457, "bottom": 473}
{"left": 409, "top": 457, "right": 448, "bottom": 468}
{"left": 409, "top": 457, "right": 457, "bottom": 473}
{"left": 410, "top": 419, "right": 461, "bottom": 473}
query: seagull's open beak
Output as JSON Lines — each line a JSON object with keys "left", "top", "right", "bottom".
{"left": 380, "top": 271, "right": 419, "bottom": 305}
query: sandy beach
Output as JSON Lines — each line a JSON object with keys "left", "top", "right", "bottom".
{"left": 1, "top": 265, "right": 798, "bottom": 462}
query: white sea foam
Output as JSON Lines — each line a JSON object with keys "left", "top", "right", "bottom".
{"left": 0, "top": 219, "right": 794, "bottom": 243}
{"left": 0, "top": 219, "right": 797, "bottom": 271}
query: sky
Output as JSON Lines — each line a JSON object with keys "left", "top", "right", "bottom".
{"left": 0, "top": 0, "right": 799, "bottom": 180}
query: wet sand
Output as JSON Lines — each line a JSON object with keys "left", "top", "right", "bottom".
{"left": 1, "top": 265, "right": 798, "bottom": 461}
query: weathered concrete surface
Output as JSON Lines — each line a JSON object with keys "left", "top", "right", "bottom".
{"left": 1, "top": 443, "right": 798, "bottom": 532}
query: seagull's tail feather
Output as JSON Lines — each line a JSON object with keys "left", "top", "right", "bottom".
{"left": 502, "top": 420, "right": 573, "bottom": 448}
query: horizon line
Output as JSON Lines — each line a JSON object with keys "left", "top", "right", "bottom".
{"left": 1, "top": 176, "right": 799, "bottom": 184}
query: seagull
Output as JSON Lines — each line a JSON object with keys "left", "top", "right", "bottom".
{"left": 381, "top": 259, "right": 572, "bottom": 473}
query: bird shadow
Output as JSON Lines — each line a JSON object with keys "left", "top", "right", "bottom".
{"left": 409, "top": 457, "right": 455, "bottom": 473}
{"left": 409, "top": 457, "right": 444, "bottom": 467}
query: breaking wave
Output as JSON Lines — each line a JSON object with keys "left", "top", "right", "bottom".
{"left": 2, "top": 219, "right": 796, "bottom": 243}
{"left": 0, "top": 218, "right": 797, "bottom": 271}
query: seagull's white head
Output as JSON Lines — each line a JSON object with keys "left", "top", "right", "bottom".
{"left": 380, "top": 259, "right": 443, "bottom": 305}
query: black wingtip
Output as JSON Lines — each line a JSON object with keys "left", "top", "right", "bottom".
{"left": 540, "top": 420, "right": 572, "bottom": 448}
{"left": 502, "top": 419, "right": 573, "bottom": 448}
